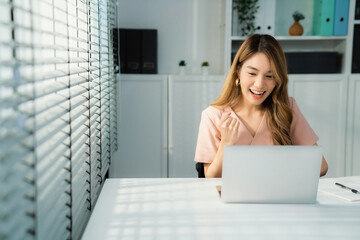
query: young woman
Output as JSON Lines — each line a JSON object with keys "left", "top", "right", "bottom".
{"left": 194, "top": 34, "right": 328, "bottom": 178}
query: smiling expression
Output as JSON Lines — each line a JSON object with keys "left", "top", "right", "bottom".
{"left": 238, "top": 52, "right": 276, "bottom": 107}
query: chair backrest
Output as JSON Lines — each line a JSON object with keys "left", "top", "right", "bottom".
{"left": 195, "top": 162, "right": 205, "bottom": 178}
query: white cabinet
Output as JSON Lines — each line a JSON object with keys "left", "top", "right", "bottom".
{"left": 288, "top": 74, "right": 348, "bottom": 177}
{"left": 115, "top": 74, "right": 168, "bottom": 177}
{"left": 113, "top": 74, "right": 354, "bottom": 178}
{"left": 346, "top": 75, "right": 360, "bottom": 175}
{"left": 112, "top": 74, "right": 223, "bottom": 178}
{"left": 168, "top": 75, "right": 224, "bottom": 177}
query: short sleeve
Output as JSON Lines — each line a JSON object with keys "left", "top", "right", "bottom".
{"left": 290, "top": 97, "right": 319, "bottom": 145}
{"left": 194, "top": 108, "right": 221, "bottom": 163}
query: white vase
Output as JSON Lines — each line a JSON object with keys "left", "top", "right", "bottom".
{"left": 178, "top": 66, "right": 186, "bottom": 75}
{"left": 201, "top": 66, "right": 209, "bottom": 75}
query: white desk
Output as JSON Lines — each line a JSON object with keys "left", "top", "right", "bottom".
{"left": 82, "top": 178, "right": 360, "bottom": 240}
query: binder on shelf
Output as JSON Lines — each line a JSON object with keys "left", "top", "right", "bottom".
{"left": 119, "top": 29, "right": 127, "bottom": 73}
{"left": 112, "top": 28, "right": 120, "bottom": 73}
{"left": 254, "top": 0, "right": 275, "bottom": 35}
{"left": 141, "top": 30, "right": 157, "bottom": 74}
{"left": 352, "top": 25, "right": 360, "bottom": 73}
{"left": 115, "top": 29, "right": 158, "bottom": 74}
{"left": 125, "top": 29, "right": 142, "bottom": 73}
{"left": 333, "top": 0, "right": 349, "bottom": 36}
{"left": 313, "top": 0, "right": 336, "bottom": 36}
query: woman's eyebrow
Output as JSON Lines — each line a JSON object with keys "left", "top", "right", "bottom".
{"left": 246, "top": 66, "right": 272, "bottom": 73}
{"left": 246, "top": 66, "right": 258, "bottom": 71}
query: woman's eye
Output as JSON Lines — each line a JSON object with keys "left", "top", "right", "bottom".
{"left": 266, "top": 75, "right": 273, "bottom": 79}
{"left": 248, "top": 72, "right": 256, "bottom": 76}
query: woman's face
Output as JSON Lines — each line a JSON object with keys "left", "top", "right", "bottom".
{"left": 238, "top": 52, "right": 276, "bottom": 107}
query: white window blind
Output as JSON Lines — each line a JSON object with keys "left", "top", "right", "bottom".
{"left": 0, "top": 0, "right": 118, "bottom": 239}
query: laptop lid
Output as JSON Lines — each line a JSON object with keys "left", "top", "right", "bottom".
{"left": 221, "top": 145, "right": 322, "bottom": 203}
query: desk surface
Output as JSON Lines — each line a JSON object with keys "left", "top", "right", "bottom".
{"left": 82, "top": 178, "right": 360, "bottom": 240}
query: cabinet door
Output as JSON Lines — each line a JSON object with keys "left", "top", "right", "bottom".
{"left": 115, "top": 75, "right": 168, "bottom": 177}
{"left": 288, "top": 74, "right": 348, "bottom": 177}
{"left": 346, "top": 76, "right": 360, "bottom": 175}
{"left": 168, "top": 75, "right": 223, "bottom": 177}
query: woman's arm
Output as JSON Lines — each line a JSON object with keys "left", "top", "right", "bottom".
{"left": 204, "top": 113, "right": 240, "bottom": 178}
{"left": 204, "top": 142, "right": 225, "bottom": 178}
{"left": 314, "top": 143, "right": 328, "bottom": 177}
{"left": 320, "top": 156, "right": 328, "bottom": 177}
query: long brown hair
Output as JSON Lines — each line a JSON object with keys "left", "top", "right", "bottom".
{"left": 212, "top": 34, "right": 293, "bottom": 145}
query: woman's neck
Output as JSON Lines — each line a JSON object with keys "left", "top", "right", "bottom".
{"left": 233, "top": 97, "right": 265, "bottom": 117}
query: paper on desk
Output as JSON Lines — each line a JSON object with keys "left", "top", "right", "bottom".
{"left": 318, "top": 176, "right": 360, "bottom": 202}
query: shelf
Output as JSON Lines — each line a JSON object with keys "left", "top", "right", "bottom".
{"left": 231, "top": 35, "right": 347, "bottom": 41}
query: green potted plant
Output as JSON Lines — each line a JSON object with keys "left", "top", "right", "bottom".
{"left": 289, "top": 11, "right": 305, "bottom": 36}
{"left": 201, "top": 61, "right": 209, "bottom": 75}
{"left": 233, "top": 0, "right": 260, "bottom": 37}
{"left": 178, "top": 60, "right": 186, "bottom": 75}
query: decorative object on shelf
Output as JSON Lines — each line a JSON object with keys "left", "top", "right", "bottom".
{"left": 201, "top": 61, "right": 209, "bottom": 75}
{"left": 289, "top": 11, "right": 305, "bottom": 36}
{"left": 178, "top": 60, "right": 186, "bottom": 75}
{"left": 233, "top": 0, "right": 259, "bottom": 37}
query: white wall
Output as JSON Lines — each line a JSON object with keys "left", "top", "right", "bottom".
{"left": 117, "top": 0, "right": 226, "bottom": 75}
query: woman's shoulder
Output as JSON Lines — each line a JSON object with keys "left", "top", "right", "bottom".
{"left": 202, "top": 105, "right": 231, "bottom": 120}
{"left": 288, "top": 96, "right": 297, "bottom": 109}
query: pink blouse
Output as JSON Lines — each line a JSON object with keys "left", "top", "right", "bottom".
{"left": 194, "top": 97, "right": 319, "bottom": 163}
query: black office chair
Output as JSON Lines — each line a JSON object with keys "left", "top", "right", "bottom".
{"left": 196, "top": 162, "right": 205, "bottom": 178}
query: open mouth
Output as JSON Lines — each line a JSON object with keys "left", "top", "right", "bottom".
{"left": 249, "top": 89, "right": 265, "bottom": 95}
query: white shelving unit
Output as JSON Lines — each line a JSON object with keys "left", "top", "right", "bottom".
{"left": 226, "top": 0, "right": 356, "bottom": 75}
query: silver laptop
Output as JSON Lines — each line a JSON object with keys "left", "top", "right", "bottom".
{"left": 221, "top": 145, "right": 322, "bottom": 203}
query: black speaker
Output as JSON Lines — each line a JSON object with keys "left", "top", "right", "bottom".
{"left": 285, "top": 52, "right": 342, "bottom": 74}
{"left": 352, "top": 25, "right": 360, "bottom": 73}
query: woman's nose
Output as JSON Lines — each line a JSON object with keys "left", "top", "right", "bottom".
{"left": 253, "top": 76, "right": 265, "bottom": 88}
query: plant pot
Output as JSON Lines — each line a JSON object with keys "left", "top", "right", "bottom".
{"left": 289, "top": 21, "right": 303, "bottom": 36}
{"left": 178, "top": 66, "right": 186, "bottom": 75}
{"left": 201, "top": 66, "right": 209, "bottom": 75}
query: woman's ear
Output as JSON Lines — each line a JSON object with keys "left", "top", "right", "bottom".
{"left": 237, "top": 68, "right": 241, "bottom": 80}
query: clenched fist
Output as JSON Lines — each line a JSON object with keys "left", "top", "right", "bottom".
{"left": 218, "top": 112, "right": 240, "bottom": 145}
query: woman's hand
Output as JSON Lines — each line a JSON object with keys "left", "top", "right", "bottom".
{"left": 218, "top": 112, "right": 240, "bottom": 145}
{"left": 205, "top": 112, "right": 240, "bottom": 178}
